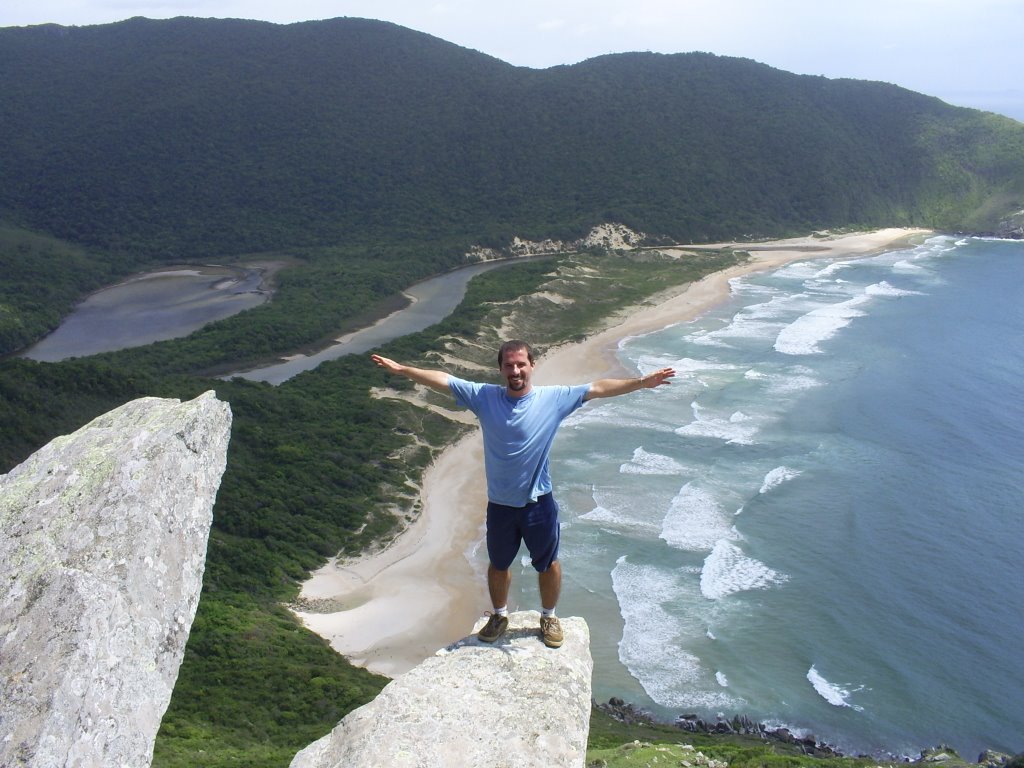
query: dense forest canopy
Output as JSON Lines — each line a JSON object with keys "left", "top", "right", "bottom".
{"left": 2, "top": 15, "right": 1024, "bottom": 768}
{"left": 1, "top": 16, "right": 1023, "bottom": 262}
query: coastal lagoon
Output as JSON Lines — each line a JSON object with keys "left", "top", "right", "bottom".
{"left": 21, "top": 257, "right": 525, "bottom": 375}
{"left": 22, "top": 265, "right": 270, "bottom": 362}
{"left": 496, "top": 236, "right": 1023, "bottom": 758}
{"left": 234, "top": 258, "right": 523, "bottom": 384}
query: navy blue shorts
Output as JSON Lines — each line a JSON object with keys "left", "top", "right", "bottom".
{"left": 486, "top": 492, "right": 560, "bottom": 573}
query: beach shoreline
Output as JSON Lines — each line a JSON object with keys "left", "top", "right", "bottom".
{"left": 290, "top": 227, "right": 932, "bottom": 677}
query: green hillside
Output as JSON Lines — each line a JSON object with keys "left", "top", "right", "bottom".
{"left": 2, "top": 16, "right": 1022, "bottom": 261}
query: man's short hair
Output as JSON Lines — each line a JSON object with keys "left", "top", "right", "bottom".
{"left": 498, "top": 339, "right": 535, "bottom": 367}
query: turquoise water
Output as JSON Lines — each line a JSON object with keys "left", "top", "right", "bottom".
{"left": 510, "top": 236, "right": 1023, "bottom": 757}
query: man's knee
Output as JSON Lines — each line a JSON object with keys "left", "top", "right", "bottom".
{"left": 536, "top": 557, "right": 560, "bottom": 575}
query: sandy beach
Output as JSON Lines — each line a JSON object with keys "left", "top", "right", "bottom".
{"left": 291, "top": 227, "right": 931, "bottom": 677}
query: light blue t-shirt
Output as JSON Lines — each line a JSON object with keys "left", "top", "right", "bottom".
{"left": 448, "top": 376, "right": 591, "bottom": 507}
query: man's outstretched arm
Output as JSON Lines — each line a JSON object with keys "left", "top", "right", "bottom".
{"left": 584, "top": 366, "right": 675, "bottom": 401}
{"left": 371, "top": 354, "right": 451, "bottom": 393}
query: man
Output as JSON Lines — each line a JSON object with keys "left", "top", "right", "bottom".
{"left": 371, "top": 340, "right": 674, "bottom": 648}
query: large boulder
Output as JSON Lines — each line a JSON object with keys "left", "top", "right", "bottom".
{"left": 291, "top": 610, "right": 593, "bottom": 768}
{"left": 0, "top": 391, "right": 231, "bottom": 768}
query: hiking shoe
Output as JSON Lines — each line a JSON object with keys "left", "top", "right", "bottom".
{"left": 477, "top": 613, "right": 508, "bottom": 643}
{"left": 540, "top": 615, "right": 563, "bottom": 648}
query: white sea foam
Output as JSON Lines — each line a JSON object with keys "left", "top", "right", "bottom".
{"left": 701, "top": 316, "right": 785, "bottom": 343}
{"left": 730, "top": 276, "right": 775, "bottom": 295}
{"left": 582, "top": 482, "right": 674, "bottom": 532}
{"left": 813, "top": 261, "right": 853, "bottom": 279}
{"left": 805, "top": 283, "right": 862, "bottom": 303}
{"left": 675, "top": 402, "right": 760, "bottom": 445}
{"left": 772, "top": 372, "right": 822, "bottom": 395}
{"left": 700, "top": 540, "right": 789, "bottom": 599}
{"left": 658, "top": 357, "right": 741, "bottom": 388}
{"left": 716, "top": 670, "right": 729, "bottom": 687}
{"left": 691, "top": 294, "right": 801, "bottom": 346}
{"left": 864, "top": 280, "right": 923, "bottom": 297}
{"left": 560, "top": 455, "right": 613, "bottom": 472}
{"left": 772, "top": 282, "right": 919, "bottom": 359}
{"left": 566, "top": 405, "right": 677, "bottom": 433}
{"left": 686, "top": 330, "right": 734, "bottom": 349}
{"left": 773, "top": 261, "right": 828, "bottom": 280}
{"left": 745, "top": 367, "right": 822, "bottom": 395}
{"left": 892, "top": 259, "right": 928, "bottom": 273}
{"left": 806, "top": 666, "right": 865, "bottom": 711}
{"left": 918, "top": 235, "right": 959, "bottom": 258}
{"left": 633, "top": 352, "right": 681, "bottom": 371}
{"left": 759, "top": 466, "right": 801, "bottom": 494}
{"left": 579, "top": 503, "right": 660, "bottom": 533}
{"left": 612, "top": 557, "right": 740, "bottom": 709}
{"left": 672, "top": 357, "right": 739, "bottom": 375}
{"left": 660, "top": 484, "right": 740, "bottom": 551}
{"left": 729, "top": 299, "right": 772, "bottom": 321}
{"left": 774, "top": 294, "right": 870, "bottom": 355}
{"left": 620, "top": 446, "right": 686, "bottom": 475}
{"left": 579, "top": 505, "right": 627, "bottom": 525}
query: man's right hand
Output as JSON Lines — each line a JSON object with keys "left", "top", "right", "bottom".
{"left": 370, "top": 354, "right": 403, "bottom": 374}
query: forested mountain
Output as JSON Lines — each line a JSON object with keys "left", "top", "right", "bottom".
{"left": 2, "top": 15, "right": 1022, "bottom": 262}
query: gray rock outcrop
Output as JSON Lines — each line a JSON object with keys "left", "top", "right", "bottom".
{"left": 291, "top": 610, "right": 593, "bottom": 768}
{"left": 0, "top": 391, "right": 232, "bottom": 768}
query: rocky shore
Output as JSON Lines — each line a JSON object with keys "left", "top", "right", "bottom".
{"left": 971, "top": 211, "right": 1024, "bottom": 239}
{"left": 594, "top": 698, "right": 1022, "bottom": 768}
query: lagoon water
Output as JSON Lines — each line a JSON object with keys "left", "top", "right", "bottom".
{"left": 236, "top": 259, "right": 517, "bottom": 384}
{"left": 20, "top": 257, "right": 520, "bottom": 376}
{"left": 507, "top": 236, "right": 1023, "bottom": 757}
{"left": 22, "top": 266, "right": 268, "bottom": 362}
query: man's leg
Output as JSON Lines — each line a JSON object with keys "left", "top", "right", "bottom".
{"left": 538, "top": 559, "right": 561, "bottom": 611}
{"left": 478, "top": 564, "right": 512, "bottom": 643}
{"left": 538, "top": 560, "right": 564, "bottom": 648}
{"left": 522, "top": 494, "right": 564, "bottom": 647}
{"left": 479, "top": 501, "right": 517, "bottom": 642}
{"left": 488, "top": 563, "right": 512, "bottom": 609}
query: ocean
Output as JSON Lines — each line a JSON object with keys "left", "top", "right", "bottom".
{"left": 511, "top": 235, "right": 1023, "bottom": 758}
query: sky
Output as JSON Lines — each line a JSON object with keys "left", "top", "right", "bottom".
{"left": 3, "top": 1, "right": 1023, "bottom": 123}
